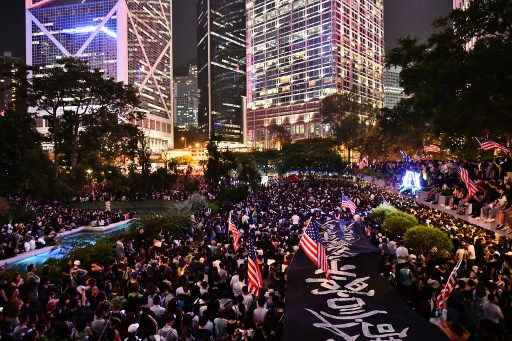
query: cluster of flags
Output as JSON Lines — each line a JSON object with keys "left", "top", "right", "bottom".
{"left": 299, "top": 218, "right": 330, "bottom": 278}
{"left": 458, "top": 167, "right": 479, "bottom": 197}
{"left": 424, "top": 144, "right": 441, "bottom": 153}
{"left": 227, "top": 212, "right": 263, "bottom": 295}
{"left": 341, "top": 195, "right": 357, "bottom": 215}
{"left": 479, "top": 140, "right": 511, "bottom": 155}
{"left": 436, "top": 259, "right": 463, "bottom": 310}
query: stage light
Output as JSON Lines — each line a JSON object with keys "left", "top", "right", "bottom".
{"left": 400, "top": 170, "right": 422, "bottom": 194}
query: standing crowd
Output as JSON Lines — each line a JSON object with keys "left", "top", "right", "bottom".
{"left": 0, "top": 176, "right": 511, "bottom": 340}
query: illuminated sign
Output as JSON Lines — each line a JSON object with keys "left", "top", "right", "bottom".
{"left": 62, "top": 25, "right": 117, "bottom": 39}
{"left": 400, "top": 170, "right": 422, "bottom": 193}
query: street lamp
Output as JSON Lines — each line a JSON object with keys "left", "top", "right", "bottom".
{"left": 181, "top": 136, "right": 187, "bottom": 148}
{"left": 86, "top": 169, "right": 93, "bottom": 176}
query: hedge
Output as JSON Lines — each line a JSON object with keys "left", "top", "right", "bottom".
{"left": 404, "top": 225, "right": 453, "bottom": 255}
{"left": 381, "top": 211, "right": 418, "bottom": 237}
{"left": 368, "top": 203, "right": 397, "bottom": 224}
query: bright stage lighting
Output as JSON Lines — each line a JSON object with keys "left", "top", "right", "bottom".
{"left": 400, "top": 170, "right": 422, "bottom": 194}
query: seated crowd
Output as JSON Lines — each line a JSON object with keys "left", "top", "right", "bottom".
{"left": 358, "top": 159, "right": 512, "bottom": 228}
{"left": 0, "top": 177, "right": 511, "bottom": 340}
{"left": 0, "top": 197, "right": 131, "bottom": 261}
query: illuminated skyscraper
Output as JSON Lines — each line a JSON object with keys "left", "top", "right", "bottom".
{"left": 197, "top": 0, "right": 246, "bottom": 144}
{"left": 246, "top": 0, "right": 384, "bottom": 148}
{"left": 25, "top": 0, "right": 174, "bottom": 152}
{"left": 174, "top": 65, "right": 199, "bottom": 129}
{"left": 383, "top": 66, "right": 404, "bottom": 109}
{"left": 453, "top": 0, "right": 471, "bottom": 9}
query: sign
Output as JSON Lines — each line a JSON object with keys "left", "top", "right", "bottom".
{"left": 284, "top": 220, "right": 447, "bottom": 341}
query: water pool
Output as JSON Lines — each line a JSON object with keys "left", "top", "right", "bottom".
{"left": 8, "top": 220, "right": 133, "bottom": 270}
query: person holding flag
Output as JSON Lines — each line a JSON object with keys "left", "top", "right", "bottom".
{"left": 228, "top": 211, "right": 241, "bottom": 252}
{"left": 341, "top": 195, "right": 357, "bottom": 215}
{"left": 299, "top": 218, "right": 330, "bottom": 279}
{"left": 247, "top": 235, "right": 264, "bottom": 295}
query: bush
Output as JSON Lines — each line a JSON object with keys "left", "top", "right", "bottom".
{"left": 68, "top": 238, "right": 116, "bottom": 266}
{"left": 404, "top": 225, "right": 453, "bottom": 255}
{"left": 138, "top": 213, "right": 191, "bottom": 240}
{"left": 368, "top": 203, "right": 397, "bottom": 224}
{"left": 381, "top": 211, "right": 418, "bottom": 237}
{"left": 217, "top": 185, "right": 249, "bottom": 205}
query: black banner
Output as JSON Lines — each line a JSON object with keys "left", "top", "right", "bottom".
{"left": 284, "top": 220, "right": 447, "bottom": 341}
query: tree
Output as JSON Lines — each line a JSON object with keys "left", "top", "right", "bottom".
{"left": 267, "top": 123, "right": 291, "bottom": 149}
{"left": 278, "top": 139, "right": 345, "bottom": 173}
{"left": 387, "top": 0, "right": 512, "bottom": 143}
{"left": 404, "top": 225, "right": 453, "bottom": 255}
{"left": 0, "top": 57, "right": 60, "bottom": 197}
{"left": 381, "top": 211, "right": 418, "bottom": 238}
{"left": 30, "top": 58, "right": 141, "bottom": 176}
{"left": 321, "top": 90, "right": 375, "bottom": 160}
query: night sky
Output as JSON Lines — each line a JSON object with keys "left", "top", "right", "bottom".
{"left": 0, "top": 0, "right": 451, "bottom": 72}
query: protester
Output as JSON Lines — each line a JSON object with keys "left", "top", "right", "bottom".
{"left": 0, "top": 176, "right": 511, "bottom": 340}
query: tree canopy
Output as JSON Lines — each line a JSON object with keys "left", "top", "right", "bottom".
{"left": 387, "top": 0, "right": 512, "bottom": 144}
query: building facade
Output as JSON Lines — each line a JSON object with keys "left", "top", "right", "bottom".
{"left": 0, "top": 52, "right": 27, "bottom": 116}
{"left": 25, "top": 0, "right": 174, "bottom": 152}
{"left": 197, "top": 0, "right": 246, "bottom": 144}
{"left": 453, "top": 0, "right": 471, "bottom": 9}
{"left": 174, "top": 65, "right": 199, "bottom": 129}
{"left": 383, "top": 65, "right": 404, "bottom": 109}
{"left": 246, "top": 0, "right": 384, "bottom": 149}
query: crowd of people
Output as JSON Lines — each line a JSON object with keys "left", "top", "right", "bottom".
{"left": 0, "top": 175, "right": 511, "bottom": 340}
{"left": 358, "top": 158, "right": 512, "bottom": 229}
{"left": 0, "top": 197, "right": 131, "bottom": 261}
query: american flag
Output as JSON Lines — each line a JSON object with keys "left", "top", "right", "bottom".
{"left": 459, "top": 167, "right": 478, "bottom": 197}
{"left": 479, "top": 140, "right": 511, "bottom": 155}
{"left": 424, "top": 144, "right": 441, "bottom": 153}
{"left": 341, "top": 195, "right": 357, "bottom": 215}
{"left": 247, "top": 235, "right": 263, "bottom": 295}
{"left": 228, "top": 211, "right": 241, "bottom": 252}
{"left": 436, "top": 259, "right": 462, "bottom": 310}
{"left": 358, "top": 155, "right": 369, "bottom": 169}
{"left": 299, "top": 218, "right": 329, "bottom": 278}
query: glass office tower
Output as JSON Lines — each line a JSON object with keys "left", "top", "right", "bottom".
{"left": 246, "top": 0, "right": 384, "bottom": 149}
{"left": 175, "top": 65, "right": 199, "bottom": 129}
{"left": 197, "top": 0, "right": 246, "bottom": 144}
{"left": 26, "top": 0, "right": 174, "bottom": 152}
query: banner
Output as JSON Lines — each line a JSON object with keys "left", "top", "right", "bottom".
{"left": 284, "top": 220, "right": 447, "bottom": 341}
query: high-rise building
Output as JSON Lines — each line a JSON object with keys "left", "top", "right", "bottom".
{"left": 0, "top": 52, "right": 27, "bottom": 116}
{"left": 453, "top": 0, "right": 471, "bottom": 9}
{"left": 383, "top": 66, "right": 404, "bottom": 109}
{"left": 246, "top": 0, "right": 384, "bottom": 149}
{"left": 174, "top": 65, "right": 199, "bottom": 129}
{"left": 25, "top": 0, "right": 174, "bottom": 152}
{"left": 197, "top": 0, "right": 246, "bottom": 144}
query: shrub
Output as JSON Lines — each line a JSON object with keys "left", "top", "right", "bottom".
{"left": 381, "top": 211, "right": 418, "bottom": 237}
{"left": 404, "top": 225, "right": 453, "bottom": 255}
{"left": 368, "top": 203, "right": 397, "bottom": 224}
{"left": 217, "top": 185, "right": 249, "bottom": 205}
{"left": 138, "top": 213, "right": 191, "bottom": 240}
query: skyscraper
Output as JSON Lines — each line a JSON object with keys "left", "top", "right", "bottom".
{"left": 197, "top": 0, "right": 246, "bottom": 144}
{"left": 383, "top": 66, "right": 404, "bottom": 109}
{"left": 0, "top": 52, "right": 26, "bottom": 116}
{"left": 174, "top": 65, "right": 199, "bottom": 129}
{"left": 246, "top": 0, "right": 384, "bottom": 149}
{"left": 25, "top": 0, "right": 173, "bottom": 152}
{"left": 453, "top": 0, "right": 471, "bottom": 9}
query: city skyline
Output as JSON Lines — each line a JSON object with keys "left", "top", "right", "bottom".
{"left": 0, "top": 0, "right": 452, "bottom": 70}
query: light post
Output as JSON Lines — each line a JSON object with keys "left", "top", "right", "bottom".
{"left": 181, "top": 136, "right": 187, "bottom": 148}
